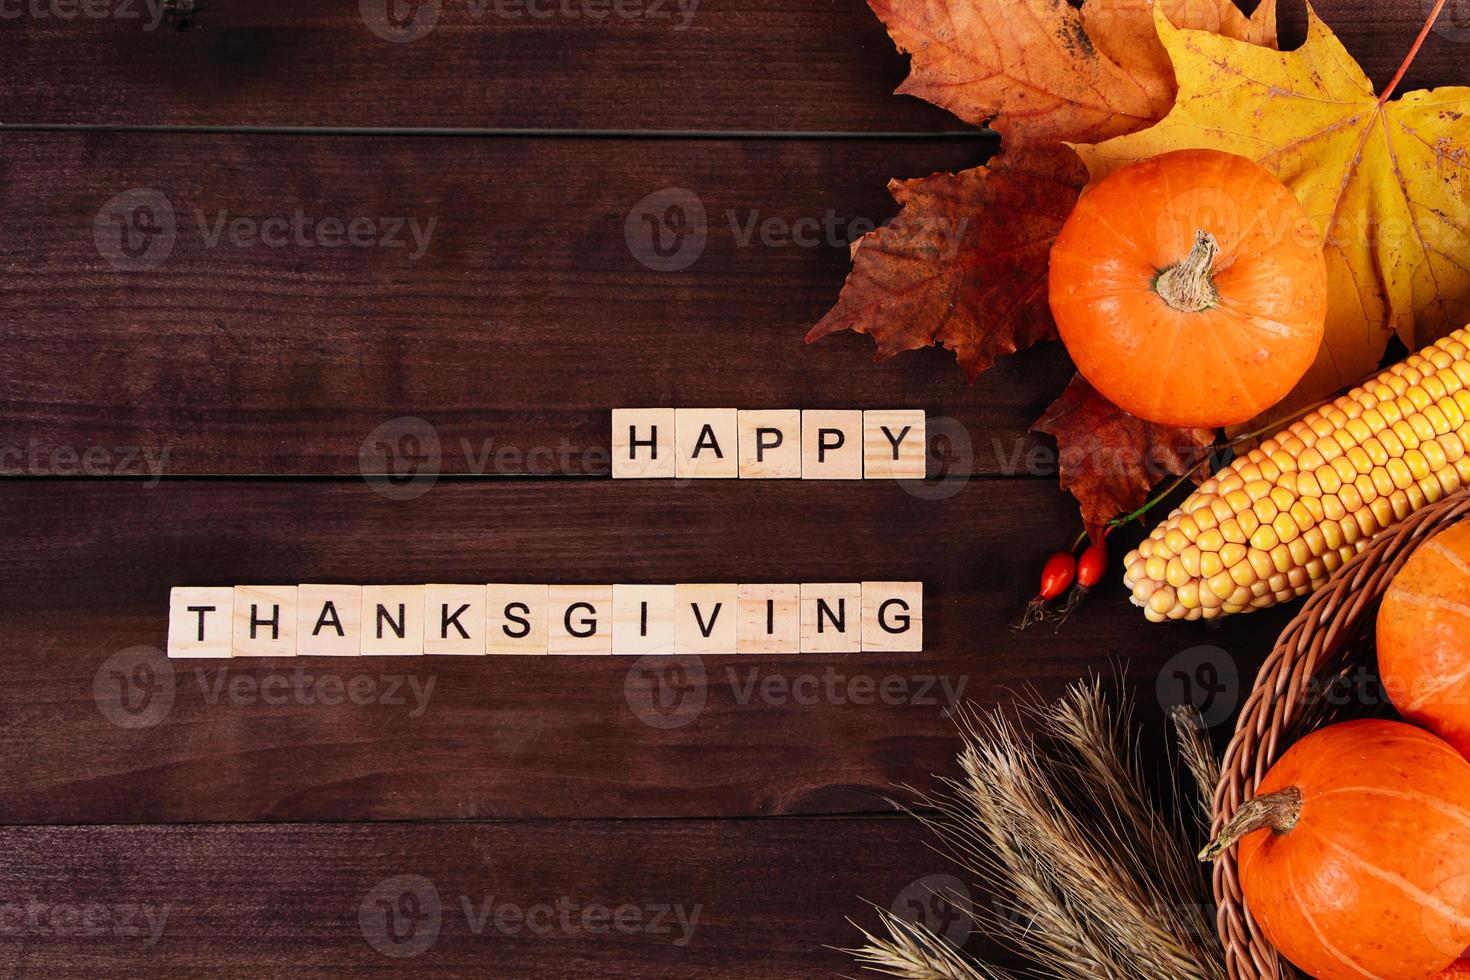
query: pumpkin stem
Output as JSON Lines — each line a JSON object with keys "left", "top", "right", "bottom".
{"left": 1198, "top": 786, "right": 1303, "bottom": 862}
{"left": 1155, "top": 229, "right": 1221, "bottom": 313}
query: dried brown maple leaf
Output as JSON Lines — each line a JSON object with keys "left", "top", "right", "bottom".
{"left": 870, "top": 0, "right": 1277, "bottom": 144}
{"left": 810, "top": 0, "right": 1278, "bottom": 381}
{"left": 1033, "top": 375, "right": 1215, "bottom": 541}
{"left": 806, "top": 146, "right": 1086, "bottom": 381}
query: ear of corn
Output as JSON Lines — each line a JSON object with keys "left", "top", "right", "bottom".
{"left": 1124, "top": 326, "right": 1470, "bottom": 621}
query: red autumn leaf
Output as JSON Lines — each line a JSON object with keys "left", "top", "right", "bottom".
{"left": 868, "top": 0, "right": 1276, "bottom": 144}
{"left": 805, "top": 146, "right": 1086, "bottom": 381}
{"left": 1033, "top": 375, "right": 1216, "bottom": 541}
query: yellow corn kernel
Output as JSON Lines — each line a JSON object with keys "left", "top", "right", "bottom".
{"left": 1123, "top": 327, "right": 1470, "bottom": 620}
{"left": 1180, "top": 546, "right": 1202, "bottom": 578}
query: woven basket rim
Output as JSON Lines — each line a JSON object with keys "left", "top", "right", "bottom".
{"left": 1210, "top": 487, "right": 1470, "bottom": 979}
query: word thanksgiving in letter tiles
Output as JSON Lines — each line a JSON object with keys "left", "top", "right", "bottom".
{"left": 169, "top": 582, "right": 922, "bottom": 658}
{"left": 612, "top": 408, "right": 925, "bottom": 479}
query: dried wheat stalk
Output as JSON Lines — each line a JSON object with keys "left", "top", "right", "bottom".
{"left": 846, "top": 678, "right": 1224, "bottom": 980}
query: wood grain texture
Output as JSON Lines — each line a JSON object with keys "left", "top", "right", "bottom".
{"left": 0, "top": 131, "right": 1090, "bottom": 478}
{"left": 0, "top": 1, "right": 1462, "bottom": 131}
{"left": 0, "top": 478, "right": 1290, "bottom": 822}
{"left": 0, "top": 819, "right": 981, "bottom": 976}
{"left": 0, "top": 0, "right": 960, "bottom": 131}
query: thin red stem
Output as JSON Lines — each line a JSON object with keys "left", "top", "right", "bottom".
{"left": 1381, "top": 0, "right": 1447, "bottom": 105}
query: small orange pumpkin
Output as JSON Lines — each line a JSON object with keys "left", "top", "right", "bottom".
{"left": 1049, "top": 148, "right": 1327, "bottom": 428}
{"left": 1202, "top": 719, "right": 1470, "bottom": 980}
{"left": 1379, "top": 521, "right": 1470, "bottom": 758}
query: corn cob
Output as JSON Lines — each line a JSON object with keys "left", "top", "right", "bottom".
{"left": 1124, "top": 326, "right": 1470, "bottom": 621}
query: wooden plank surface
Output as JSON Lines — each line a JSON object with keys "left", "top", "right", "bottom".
{"left": 0, "top": 478, "right": 1290, "bottom": 823}
{"left": 0, "top": 1, "right": 1461, "bottom": 131}
{"left": 0, "top": 819, "right": 981, "bottom": 976}
{"left": 0, "top": 131, "right": 1093, "bottom": 478}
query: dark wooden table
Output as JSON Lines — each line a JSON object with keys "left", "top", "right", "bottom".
{"left": 0, "top": 1, "right": 1451, "bottom": 975}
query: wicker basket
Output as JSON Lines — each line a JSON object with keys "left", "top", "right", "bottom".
{"left": 1209, "top": 488, "right": 1470, "bottom": 980}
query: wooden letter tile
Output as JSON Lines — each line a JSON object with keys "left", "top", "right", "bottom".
{"left": 737, "top": 409, "right": 801, "bottom": 479}
{"left": 799, "top": 583, "right": 863, "bottom": 653}
{"left": 168, "top": 587, "right": 234, "bottom": 659}
{"left": 735, "top": 584, "right": 800, "bottom": 654}
{"left": 360, "top": 585, "right": 425, "bottom": 655}
{"left": 486, "top": 584, "right": 549, "bottom": 655}
{"left": 675, "top": 408, "right": 739, "bottom": 479}
{"left": 676, "top": 583, "right": 739, "bottom": 653}
{"left": 863, "top": 410, "right": 927, "bottom": 480}
{"left": 424, "top": 584, "right": 487, "bottom": 655}
{"left": 612, "top": 408, "right": 675, "bottom": 479}
{"left": 231, "top": 585, "right": 298, "bottom": 657}
{"left": 801, "top": 410, "right": 863, "bottom": 480}
{"left": 861, "top": 582, "right": 924, "bottom": 652}
{"left": 297, "top": 584, "right": 363, "bottom": 657}
{"left": 612, "top": 584, "right": 677, "bottom": 655}
{"left": 548, "top": 585, "right": 613, "bottom": 655}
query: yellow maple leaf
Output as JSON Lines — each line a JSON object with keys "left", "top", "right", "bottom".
{"left": 1074, "top": 1, "right": 1470, "bottom": 419}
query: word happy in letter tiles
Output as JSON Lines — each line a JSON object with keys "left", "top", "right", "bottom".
{"left": 612, "top": 409, "right": 925, "bottom": 479}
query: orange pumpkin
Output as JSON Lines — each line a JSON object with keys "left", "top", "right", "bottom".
{"left": 1202, "top": 719, "right": 1470, "bottom": 979}
{"left": 1379, "top": 522, "right": 1470, "bottom": 758}
{"left": 1049, "top": 148, "right": 1327, "bottom": 428}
